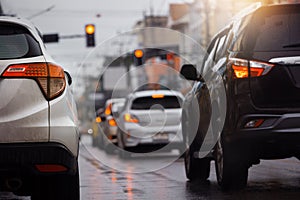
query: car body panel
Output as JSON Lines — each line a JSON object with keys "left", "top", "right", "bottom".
{"left": 0, "top": 78, "right": 49, "bottom": 143}
{"left": 0, "top": 16, "right": 79, "bottom": 179}
{"left": 49, "top": 84, "right": 79, "bottom": 156}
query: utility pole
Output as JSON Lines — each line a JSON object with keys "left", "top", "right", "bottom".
{"left": 0, "top": 1, "right": 4, "bottom": 16}
{"left": 204, "top": 0, "right": 210, "bottom": 47}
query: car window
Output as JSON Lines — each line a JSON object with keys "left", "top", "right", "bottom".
{"left": 202, "top": 37, "right": 219, "bottom": 76}
{"left": 215, "top": 34, "right": 229, "bottom": 61}
{"left": 230, "top": 14, "right": 253, "bottom": 52}
{"left": 131, "top": 96, "right": 182, "bottom": 110}
{"left": 0, "top": 23, "right": 42, "bottom": 59}
{"left": 244, "top": 6, "right": 300, "bottom": 52}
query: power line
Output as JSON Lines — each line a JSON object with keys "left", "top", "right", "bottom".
{"left": 27, "top": 5, "right": 55, "bottom": 20}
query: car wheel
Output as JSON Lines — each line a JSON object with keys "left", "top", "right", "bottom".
{"left": 105, "top": 143, "right": 115, "bottom": 154}
{"left": 119, "top": 148, "right": 130, "bottom": 159}
{"left": 32, "top": 166, "right": 80, "bottom": 200}
{"left": 92, "top": 136, "right": 97, "bottom": 147}
{"left": 117, "top": 129, "right": 130, "bottom": 159}
{"left": 215, "top": 138, "right": 248, "bottom": 190}
{"left": 184, "top": 142, "right": 211, "bottom": 181}
{"left": 98, "top": 134, "right": 104, "bottom": 149}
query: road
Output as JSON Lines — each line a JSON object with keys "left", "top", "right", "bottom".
{"left": 1, "top": 135, "right": 299, "bottom": 199}
{"left": 79, "top": 135, "right": 300, "bottom": 200}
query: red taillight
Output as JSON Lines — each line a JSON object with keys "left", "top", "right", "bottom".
{"left": 108, "top": 118, "right": 117, "bottom": 126}
{"left": 152, "top": 94, "right": 164, "bottom": 98}
{"left": 105, "top": 103, "right": 112, "bottom": 115}
{"left": 230, "top": 58, "right": 274, "bottom": 79}
{"left": 35, "top": 164, "right": 68, "bottom": 172}
{"left": 2, "top": 63, "right": 66, "bottom": 100}
{"left": 124, "top": 113, "right": 139, "bottom": 123}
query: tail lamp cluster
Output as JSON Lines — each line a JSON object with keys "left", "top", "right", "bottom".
{"left": 124, "top": 113, "right": 139, "bottom": 123}
{"left": 1, "top": 63, "right": 66, "bottom": 100}
{"left": 230, "top": 58, "right": 274, "bottom": 79}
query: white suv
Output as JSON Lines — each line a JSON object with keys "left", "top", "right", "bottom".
{"left": 117, "top": 90, "right": 184, "bottom": 157}
{"left": 0, "top": 17, "right": 79, "bottom": 199}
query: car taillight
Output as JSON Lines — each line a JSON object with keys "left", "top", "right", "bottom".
{"left": 124, "top": 113, "right": 139, "bottom": 123}
{"left": 230, "top": 58, "right": 274, "bottom": 79}
{"left": 105, "top": 103, "right": 112, "bottom": 115}
{"left": 1, "top": 63, "right": 66, "bottom": 100}
{"left": 108, "top": 118, "right": 117, "bottom": 126}
{"left": 35, "top": 164, "right": 68, "bottom": 172}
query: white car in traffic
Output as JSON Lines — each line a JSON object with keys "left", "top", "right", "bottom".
{"left": 0, "top": 16, "right": 79, "bottom": 199}
{"left": 117, "top": 90, "right": 184, "bottom": 157}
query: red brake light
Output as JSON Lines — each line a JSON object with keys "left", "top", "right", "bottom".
{"left": 230, "top": 58, "right": 274, "bottom": 79}
{"left": 105, "top": 103, "right": 112, "bottom": 115}
{"left": 152, "top": 94, "right": 164, "bottom": 98}
{"left": 2, "top": 63, "right": 66, "bottom": 100}
{"left": 95, "top": 116, "right": 102, "bottom": 123}
{"left": 124, "top": 113, "right": 139, "bottom": 123}
{"left": 108, "top": 118, "right": 117, "bottom": 126}
{"left": 35, "top": 164, "right": 68, "bottom": 172}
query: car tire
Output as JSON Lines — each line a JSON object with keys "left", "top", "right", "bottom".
{"left": 118, "top": 149, "right": 129, "bottom": 159}
{"left": 92, "top": 136, "right": 97, "bottom": 147}
{"left": 32, "top": 166, "right": 80, "bottom": 200}
{"left": 184, "top": 142, "right": 211, "bottom": 181}
{"left": 215, "top": 138, "right": 248, "bottom": 190}
{"left": 98, "top": 134, "right": 104, "bottom": 150}
{"left": 105, "top": 143, "right": 115, "bottom": 154}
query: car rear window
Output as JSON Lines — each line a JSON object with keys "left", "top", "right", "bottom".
{"left": 0, "top": 23, "right": 42, "bottom": 59}
{"left": 131, "top": 96, "right": 182, "bottom": 110}
{"left": 244, "top": 5, "right": 300, "bottom": 52}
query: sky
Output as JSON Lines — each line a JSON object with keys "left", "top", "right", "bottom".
{"left": 1, "top": 0, "right": 193, "bottom": 95}
{"left": 1, "top": 0, "right": 191, "bottom": 61}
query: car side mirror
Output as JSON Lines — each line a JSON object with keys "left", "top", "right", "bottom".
{"left": 180, "top": 64, "right": 203, "bottom": 81}
{"left": 64, "top": 71, "right": 72, "bottom": 85}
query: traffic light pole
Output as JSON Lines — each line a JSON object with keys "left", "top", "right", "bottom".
{"left": 43, "top": 24, "right": 95, "bottom": 47}
{"left": 43, "top": 33, "right": 85, "bottom": 43}
{"left": 60, "top": 34, "right": 85, "bottom": 39}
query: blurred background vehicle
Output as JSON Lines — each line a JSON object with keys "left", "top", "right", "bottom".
{"left": 94, "top": 98, "right": 126, "bottom": 154}
{"left": 117, "top": 89, "right": 185, "bottom": 158}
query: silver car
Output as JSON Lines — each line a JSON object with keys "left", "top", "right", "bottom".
{"left": 94, "top": 98, "right": 125, "bottom": 154}
{"left": 0, "top": 16, "right": 79, "bottom": 199}
{"left": 117, "top": 90, "right": 184, "bottom": 157}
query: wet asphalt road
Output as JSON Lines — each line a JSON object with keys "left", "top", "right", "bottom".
{"left": 79, "top": 135, "right": 300, "bottom": 200}
{"left": 1, "top": 135, "right": 299, "bottom": 199}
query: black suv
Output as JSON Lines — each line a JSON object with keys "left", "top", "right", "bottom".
{"left": 180, "top": 4, "right": 300, "bottom": 190}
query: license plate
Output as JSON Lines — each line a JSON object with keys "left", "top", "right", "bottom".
{"left": 153, "top": 133, "right": 168, "bottom": 141}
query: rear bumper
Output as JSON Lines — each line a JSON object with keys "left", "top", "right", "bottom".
{"left": 226, "top": 113, "right": 300, "bottom": 160}
{"left": 0, "top": 142, "right": 78, "bottom": 176}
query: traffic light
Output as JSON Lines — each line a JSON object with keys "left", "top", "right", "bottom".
{"left": 85, "top": 24, "right": 95, "bottom": 47}
{"left": 133, "top": 49, "right": 144, "bottom": 66}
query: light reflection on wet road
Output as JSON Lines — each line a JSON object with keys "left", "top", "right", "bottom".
{"left": 79, "top": 135, "right": 300, "bottom": 200}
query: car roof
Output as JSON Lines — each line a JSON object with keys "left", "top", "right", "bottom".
{"left": 105, "top": 98, "right": 126, "bottom": 105}
{"left": 0, "top": 16, "right": 47, "bottom": 55}
{"left": 129, "top": 90, "right": 184, "bottom": 99}
{"left": 0, "top": 16, "right": 40, "bottom": 34}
